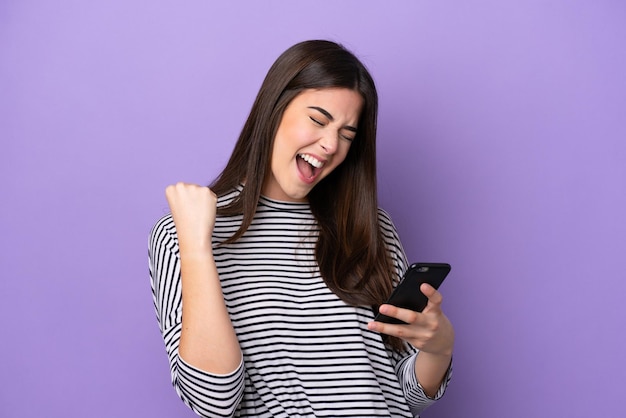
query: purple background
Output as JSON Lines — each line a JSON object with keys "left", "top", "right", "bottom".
{"left": 2, "top": 1, "right": 625, "bottom": 417}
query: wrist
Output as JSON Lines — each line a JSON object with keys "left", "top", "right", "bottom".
{"left": 179, "top": 243, "right": 214, "bottom": 259}
{"left": 419, "top": 349, "right": 453, "bottom": 361}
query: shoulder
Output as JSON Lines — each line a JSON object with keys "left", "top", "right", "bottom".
{"left": 377, "top": 207, "right": 395, "bottom": 229}
{"left": 377, "top": 207, "right": 400, "bottom": 243}
{"left": 149, "top": 213, "right": 178, "bottom": 253}
{"left": 378, "top": 207, "right": 409, "bottom": 279}
{"left": 216, "top": 186, "right": 244, "bottom": 208}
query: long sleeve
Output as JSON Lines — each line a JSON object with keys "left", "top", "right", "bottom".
{"left": 393, "top": 350, "right": 453, "bottom": 416}
{"left": 148, "top": 214, "right": 245, "bottom": 417}
{"left": 378, "top": 208, "right": 453, "bottom": 416}
{"left": 148, "top": 196, "right": 450, "bottom": 417}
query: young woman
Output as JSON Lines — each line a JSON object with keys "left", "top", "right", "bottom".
{"left": 149, "top": 40, "right": 453, "bottom": 418}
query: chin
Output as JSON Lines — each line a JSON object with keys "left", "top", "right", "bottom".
{"left": 289, "top": 193, "right": 309, "bottom": 202}
{"left": 285, "top": 186, "right": 311, "bottom": 202}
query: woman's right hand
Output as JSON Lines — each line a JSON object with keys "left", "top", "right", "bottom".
{"left": 165, "top": 182, "right": 217, "bottom": 254}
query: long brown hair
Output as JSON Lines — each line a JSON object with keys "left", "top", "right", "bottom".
{"left": 211, "top": 40, "right": 402, "bottom": 349}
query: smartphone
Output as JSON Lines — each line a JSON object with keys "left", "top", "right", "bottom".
{"left": 374, "top": 262, "right": 451, "bottom": 324}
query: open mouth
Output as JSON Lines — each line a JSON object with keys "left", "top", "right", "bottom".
{"left": 297, "top": 153, "right": 324, "bottom": 180}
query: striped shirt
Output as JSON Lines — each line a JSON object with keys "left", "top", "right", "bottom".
{"left": 149, "top": 189, "right": 451, "bottom": 417}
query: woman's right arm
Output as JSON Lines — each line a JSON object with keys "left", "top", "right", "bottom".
{"left": 165, "top": 183, "right": 242, "bottom": 372}
{"left": 149, "top": 183, "right": 244, "bottom": 417}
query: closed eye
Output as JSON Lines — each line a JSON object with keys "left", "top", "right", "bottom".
{"left": 341, "top": 126, "right": 357, "bottom": 142}
{"left": 308, "top": 109, "right": 356, "bottom": 141}
{"left": 309, "top": 116, "right": 324, "bottom": 126}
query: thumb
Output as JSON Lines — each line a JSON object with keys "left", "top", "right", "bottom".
{"left": 420, "top": 283, "right": 443, "bottom": 310}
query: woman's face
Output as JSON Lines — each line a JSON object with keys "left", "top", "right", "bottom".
{"left": 262, "top": 88, "right": 363, "bottom": 202}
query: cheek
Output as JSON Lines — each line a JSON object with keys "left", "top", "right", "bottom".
{"left": 293, "top": 125, "right": 316, "bottom": 147}
{"left": 336, "top": 143, "right": 352, "bottom": 164}
{"left": 276, "top": 126, "right": 307, "bottom": 152}
{"left": 324, "top": 144, "right": 351, "bottom": 174}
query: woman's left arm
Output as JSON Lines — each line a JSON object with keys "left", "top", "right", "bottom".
{"left": 368, "top": 283, "right": 454, "bottom": 397}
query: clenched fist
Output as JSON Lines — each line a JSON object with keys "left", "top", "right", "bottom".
{"left": 165, "top": 182, "right": 217, "bottom": 255}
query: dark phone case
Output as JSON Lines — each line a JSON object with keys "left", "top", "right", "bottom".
{"left": 374, "top": 262, "right": 451, "bottom": 324}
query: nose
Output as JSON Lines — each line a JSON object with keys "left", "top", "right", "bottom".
{"left": 318, "top": 134, "right": 338, "bottom": 155}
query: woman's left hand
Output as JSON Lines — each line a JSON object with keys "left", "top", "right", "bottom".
{"left": 368, "top": 283, "right": 454, "bottom": 356}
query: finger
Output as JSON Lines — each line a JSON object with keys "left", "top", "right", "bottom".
{"left": 420, "top": 283, "right": 443, "bottom": 312}
{"left": 165, "top": 182, "right": 190, "bottom": 199}
{"left": 376, "top": 304, "right": 422, "bottom": 326}
{"left": 367, "top": 317, "right": 413, "bottom": 339}
{"left": 368, "top": 309, "right": 431, "bottom": 343}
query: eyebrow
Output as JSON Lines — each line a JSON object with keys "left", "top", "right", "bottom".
{"left": 308, "top": 106, "right": 358, "bottom": 132}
